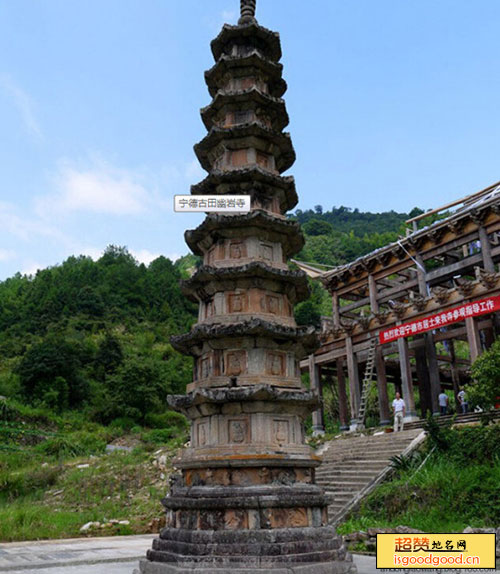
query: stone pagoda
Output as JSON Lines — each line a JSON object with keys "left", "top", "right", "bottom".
{"left": 139, "top": 1, "right": 355, "bottom": 572}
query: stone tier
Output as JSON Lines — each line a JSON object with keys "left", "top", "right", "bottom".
{"left": 181, "top": 262, "right": 310, "bottom": 303}
{"left": 140, "top": 527, "right": 353, "bottom": 573}
{"left": 205, "top": 51, "right": 287, "bottom": 99}
{"left": 171, "top": 319, "right": 317, "bottom": 359}
{"left": 186, "top": 210, "right": 304, "bottom": 258}
{"left": 169, "top": 386, "right": 320, "bottom": 461}
{"left": 201, "top": 89, "right": 289, "bottom": 132}
{"left": 211, "top": 23, "right": 282, "bottom": 63}
{"left": 191, "top": 168, "right": 297, "bottom": 214}
{"left": 194, "top": 123, "right": 295, "bottom": 174}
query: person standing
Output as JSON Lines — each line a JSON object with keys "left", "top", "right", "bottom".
{"left": 438, "top": 389, "right": 449, "bottom": 415}
{"left": 392, "top": 391, "right": 405, "bottom": 432}
{"left": 457, "top": 387, "right": 468, "bottom": 414}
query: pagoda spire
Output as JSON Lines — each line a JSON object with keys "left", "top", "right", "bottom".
{"left": 239, "top": 0, "right": 257, "bottom": 24}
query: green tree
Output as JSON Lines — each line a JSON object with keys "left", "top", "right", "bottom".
{"left": 468, "top": 340, "right": 500, "bottom": 410}
{"left": 17, "top": 336, "right": 90, "bottom": 409}
{"left": 302, "top": 219, "right": 334, "bottom": 236}
{"left": 106, "top": 358, "right": 165, "bottom": 422}
{"left": 95, "top": 332, "right": 123, "bottom": 378}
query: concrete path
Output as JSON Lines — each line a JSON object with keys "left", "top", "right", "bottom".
{"left": 0, "top": 535, "right": 154, "bottom": 573}
{"left": 1, "top": 536, "right": 497, "bottom": 574}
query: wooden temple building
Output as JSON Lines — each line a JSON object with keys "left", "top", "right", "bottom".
{"left": 298, "top": 182, "right": 500, "bottom": 432}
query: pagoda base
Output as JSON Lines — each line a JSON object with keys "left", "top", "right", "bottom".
{"left": 136, "top": 526, "right": 355, "bottom": 574}
{"left": 137, "top": 559, "right": 356, "bottom": 573}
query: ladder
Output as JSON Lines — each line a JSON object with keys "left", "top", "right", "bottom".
{"left": 356, "top": 338, "right": 377, "bottom": 426}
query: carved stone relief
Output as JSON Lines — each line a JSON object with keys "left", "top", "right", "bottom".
{"left": 228, "top": 418, "right": 249, "bottom": 444}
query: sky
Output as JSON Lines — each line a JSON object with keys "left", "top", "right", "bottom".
{"left": 1, "top": 0, "right": 499, "bottom": 280}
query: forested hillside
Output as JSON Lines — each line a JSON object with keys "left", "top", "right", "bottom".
{"left": 0, "top": 206, "right": 422, "bottom": 423}
{"left": 292, "top": 205, "right": 422, "bottom": 267}
{"left": 0, "top": 246, "right": 197, "bottom": 423}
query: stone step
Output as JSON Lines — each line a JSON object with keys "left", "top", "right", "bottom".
{"left": 320, "top": 456, "right": 398, "bottom": 464}
{"left": 317, "top": 469, "right": 385, "bottom": 477}
{"left": 322, "top": 446, "right": 416, "bottom": 456}
{"left": 317, "top": 482, "right": 368, "bottom": 491}
{"left": 316, "top": 429, "right": 425, "bottom": 525}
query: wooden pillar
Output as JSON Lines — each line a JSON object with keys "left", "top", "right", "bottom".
{"left": 479, "top": 226, "right": 495, "bottom": 273}
{"left": 416, "top": 254, "right": 441, "bottom": 414}
{"left": 466, "top": 317, "right": 482, "bottom": 363}
{"left": 375, "top": 347, "right": 391, "bottom": 425}
{"left": 332, "top": 292, "right": 340, "bottom": 329}
{"left": 368, "top": 274, "right": 379, "bottom": 313}
{"left": 345, "top": 335, "right": 360, "bottom": 421}
{"left": 397, "top": 336, "right": 417, "bottom": 420}
{"left": 336, "top": 359, "right": 350, "bottom": 431}
{"left": 308, "top": 355, "right": 325, "bottom": 435}
{"left": 424, "top": 333, "right": 441, "bottom": 415}
{"left": 414, "top": 343, "right": 432, "bottom": 418}
{"left": 449, "top": 340, "right": 461, "bottom": 411}
{"left": 368, "top": 274, "right": 390, "bottom": 425}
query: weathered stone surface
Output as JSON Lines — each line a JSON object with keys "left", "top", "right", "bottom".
{"left": 139, "top": 560, "right": 355, "bottom": 574}
{"left": 140, "top": 2, "right": 355, "bottom": 572}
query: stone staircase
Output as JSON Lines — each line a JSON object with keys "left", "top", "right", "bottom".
{"left": 315, "top": 428, "right": 425, "bottom": 525}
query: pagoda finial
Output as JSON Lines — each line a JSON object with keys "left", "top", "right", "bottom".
{"left": 239, "top": 0, "right": 257, "bottom": 24}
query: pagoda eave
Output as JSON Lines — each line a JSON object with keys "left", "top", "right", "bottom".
{"left": 168, "top": 384, "right": 319, "bottom": 411}
{"left": 211, "top": 23, "right": 282, "bottom": 63}
{"left": 180, "top": 261, "right": 310, "bottom": 303}
{"left": 201, "top": 89, "right": 289, "bottom": 131}
{"left": 205, "top": 52, "right": 286, "bottom": 98}
{"left": 190, "top": 168, "right": 298, "bottom": 212}
{"left": 185, "top": 210, "right": 304, "bottom": 257}
{"left": 170, "top": 319, "right": 318, "bottom": 357}
{"left": 194, "top": 124, "right": 296, "bottom": 173}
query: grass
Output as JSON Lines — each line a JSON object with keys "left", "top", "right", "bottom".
{"left": 0, "top": 445, "right": 183, "bottom": 541}
{"left": 0, "top": 400, "right": 188, "bottom": 542}
{"left": 338, "top": 422, "right": 500, "bottom": 534}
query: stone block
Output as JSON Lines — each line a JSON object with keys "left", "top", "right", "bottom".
{"left": 221, "top": 402, "right": 242, "bottom": 415}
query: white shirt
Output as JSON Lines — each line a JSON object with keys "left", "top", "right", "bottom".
{"left": 392, "top": 398, "right": 405, "bottom": 413}
{"left": 438, "top": 393, "right": 448, "bottom": 407}
{"left": 458, "top": 390, "right": 466, "bottom": 403}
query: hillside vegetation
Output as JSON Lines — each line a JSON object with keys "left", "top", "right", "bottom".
{"left": 0, "top": 205, "right": 427, "bottom": 541}
{"left": 339, "top": 419, "right": 500, "bottom": 534}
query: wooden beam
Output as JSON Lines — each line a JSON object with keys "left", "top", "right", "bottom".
{"left": 405, "top": 180, "right": 500, "bottom": 225}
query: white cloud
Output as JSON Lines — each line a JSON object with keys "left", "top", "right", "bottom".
{"left": 0, "top": 201, "right": 67, "bottom": 243}
{"left": 79, "top": 247, "right": 104, "bottom": 261}
{"left": 21, "top": 261, "right": 44, "bottom": 277}
{"left": 0, "top": 75, "right": 42, "bottom": 139}
{"left": 130, "top": 248, "right": 162, "bottom": 266}
{"left": 38, "top": 159, "right": 152, "bottom": 216}
{"left": 0, "top": 249, "right": 15, "bottom": 262}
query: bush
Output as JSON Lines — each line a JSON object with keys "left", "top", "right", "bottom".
{"left": 35, "top": 430, "right": 107, "bottom": 459}
{"left": 109, "top": 417, "right": 136, "bottom": 432}
{"left": 469, "top": 340, "right": 500, "bottom": 410}
{"left": 424, "top": 418, "right": 500, "bottom": 465}
{"left": 144, "top": 411, "right": 188, "bottom": 430}
{"left": 0, "top": 465, "right": 60, "bottom": 501}
{"left": 17, "top": 336, "right": 90, "bottom": 410}
{"left": 141, "top": 428, "right": 181, "bottom": 445}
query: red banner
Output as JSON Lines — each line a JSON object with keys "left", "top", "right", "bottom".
{"left": 380, "top": 295, "right": 500, "bottom": 345}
